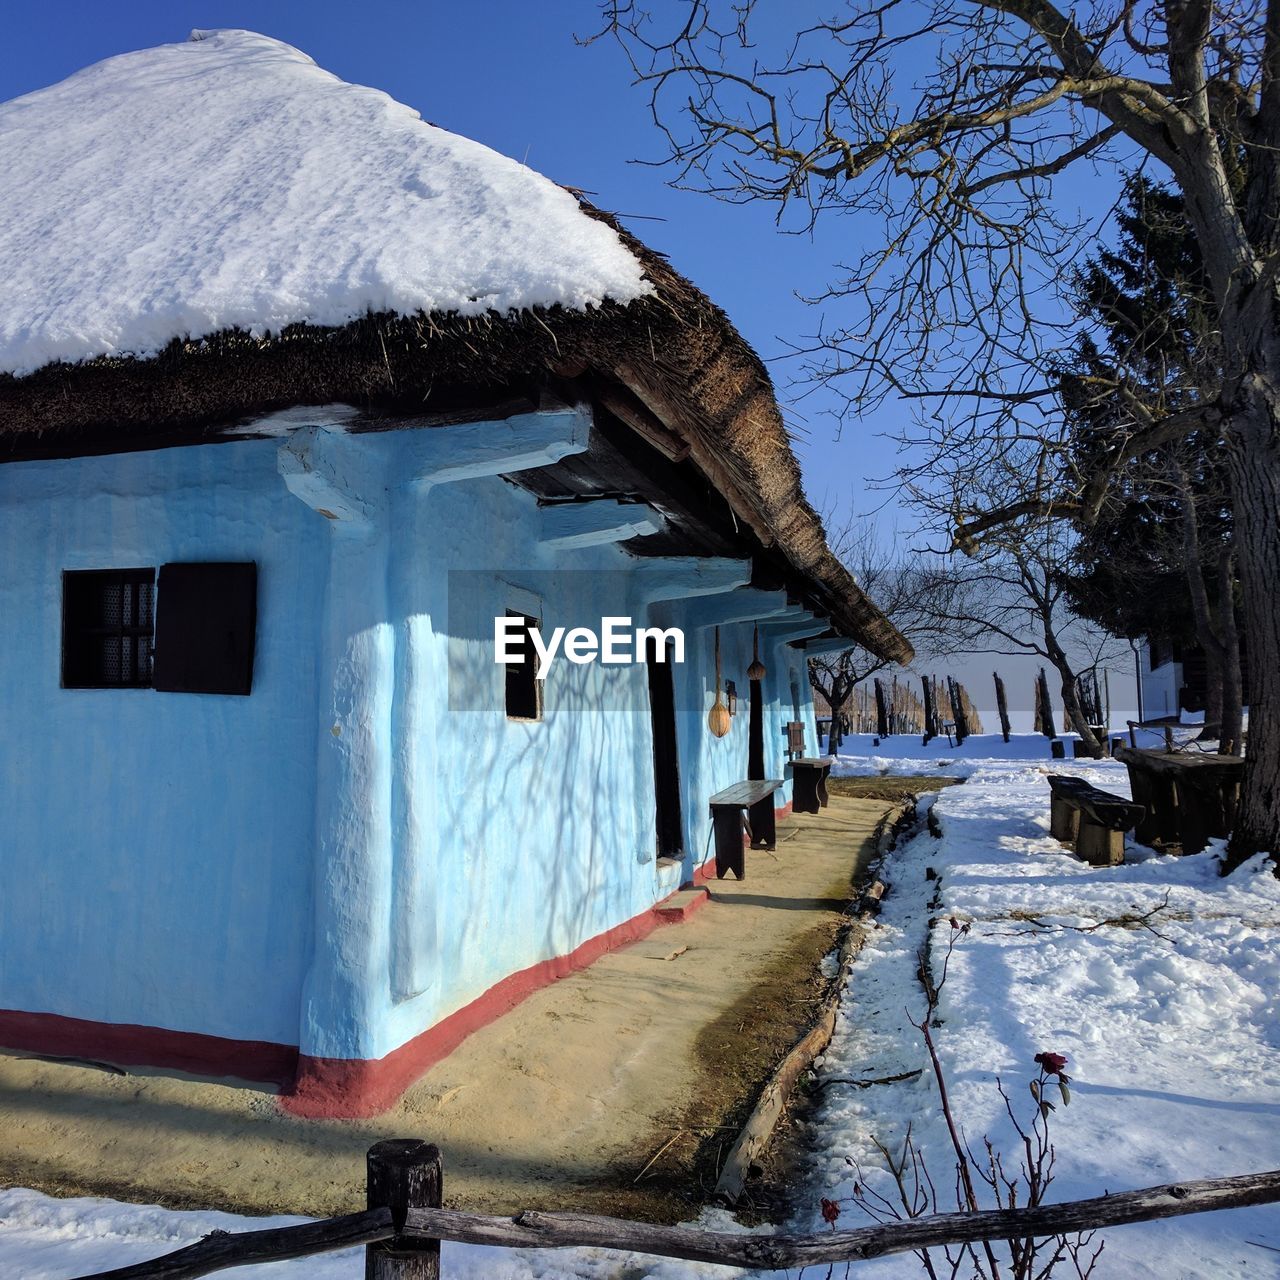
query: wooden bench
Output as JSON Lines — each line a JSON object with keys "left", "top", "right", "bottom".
{"left": 788, "top": 756, "right": 835, "bottom": 814}
{"left": 708, "top": 779, "right": 783, "bottom": 879}
{"left": 1047, "top": 774, "right": 1145, "bottom": 866}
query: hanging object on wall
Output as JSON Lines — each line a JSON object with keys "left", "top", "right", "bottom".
{"left": 708, "top": 626, "right": 732, "bottom": 737}
{"left": 747, "top": 623, "right": 767, "bottom": 682}
{"left": 725, "top": 680, "right": 738, "bottom": 716}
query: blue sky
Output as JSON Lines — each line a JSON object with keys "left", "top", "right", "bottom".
{"left": 0, "top": 2, "right": 1139, "bottom": 726}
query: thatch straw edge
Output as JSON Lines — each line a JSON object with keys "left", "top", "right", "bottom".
{"left": 0, "top": 204, "right": 911, "bottom": 664}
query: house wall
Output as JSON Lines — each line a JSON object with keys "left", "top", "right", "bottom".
{"left": 1138, "top": 640, "right": 1183, "bottom": 720}
{"left": 0, "top": 439, "right": 325, "bottom": 1053}
{"left": 0, "top": 409, "right": 827, "bottom": 1112}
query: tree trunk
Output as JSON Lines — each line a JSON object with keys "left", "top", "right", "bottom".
{"left": 1200, "top": 650, "right": 1224, "bottom": 742}
{"left": 827, "top": 679, "right": 852, "bottom": 753}
{"left": 1223, "top": 390, "right": 1280, "bottom": 864}
{"left": 873, "top": 677, "right": 890, "bottom": 738}
{"left": 1216, "top": 548, "right": 1244, "bottom": 757}
{"left": 1053, "top": 660, "right": 1106, "bottom": 758}
{"left": 1172, "top": 461, "right": 1233, "bottom": 745}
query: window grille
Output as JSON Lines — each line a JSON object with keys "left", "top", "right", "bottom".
{"left": 62, "top": 569, "right": 156, "bottom": 688}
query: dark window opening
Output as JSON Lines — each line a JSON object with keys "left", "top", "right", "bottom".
{"left": 645, "top": 635, "right": 684, "bottom": 858}
{"left": 62, "top": 562, "right": 256, "bottom": 695}
{"left": 62, "top": 569, "right": 156, "bottom": 688}
{"left": 504, "top": 611, "right": 542, "bottom": 720}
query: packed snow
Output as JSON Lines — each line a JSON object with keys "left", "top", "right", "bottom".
{"left": 0, "top": 30, "right": 650, "bottom": 376}
{"left": 5, "top": 751, "right": 1277, "bottom": 1278}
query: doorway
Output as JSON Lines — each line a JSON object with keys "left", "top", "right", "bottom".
{"left": 646, "top": 638, "right": 684, "bottom": 858}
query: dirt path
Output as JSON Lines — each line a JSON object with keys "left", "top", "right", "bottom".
{"left": 0, "top": 796, "right": 891, "bottom": 1221}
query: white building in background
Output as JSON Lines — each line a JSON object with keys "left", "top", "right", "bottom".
{"left": 1138, "top": 637, "right": 1184, "bottom": 721}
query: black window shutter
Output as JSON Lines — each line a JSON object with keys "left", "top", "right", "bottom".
{"left": 153, "top": 563, "right": 257, "bottom": 695}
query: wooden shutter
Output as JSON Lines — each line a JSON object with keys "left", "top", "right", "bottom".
{"left": 153, "top": 562, "right": 257, "bottom": 695}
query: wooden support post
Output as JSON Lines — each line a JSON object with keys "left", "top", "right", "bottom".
{"left": 713, "top": 809, "right": 746, "bottom": 879}
{"left": 1049, "top": 794, "right": 1081, "bottom": 843}
{"left": 994, "top": 671, "right": 1011, "bottom": 743}
{"left": 1076, "top": 820, "right": 1124, "bottom": 867}
{"left": 748, "top": 796, "right": 777, "bottom": 850}
{"left": 367, "top": 1139, "right": 443, "bottom": 1280}
{"left": 874, "top": 677, "right": 890, "bottom": 738}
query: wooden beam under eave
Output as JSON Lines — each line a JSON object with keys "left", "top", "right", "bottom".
{"left": 590, "top": 380, "right": 690, "bottom": 463}
{"left": 613, "top": 360, "right": 775, "bottom": 549}
{"left": 537, "top": 499, "right": 662, "bottom": 552}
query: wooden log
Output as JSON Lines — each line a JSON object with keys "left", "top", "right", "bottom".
{"left": 68, "top": 1168, "right": 1280, "bottom": 1278}
{"left": 399, "top": 1169, "right": 1280, "bottom": 1271}
{"left": 713, "top": 871, "right": 882, "bottom": 1202}
{"left": 367, "top": 1139, "right": 443, "bottom": 1280}
{"left": 70, "top": 1208, "right": 395, "bottom": 1279}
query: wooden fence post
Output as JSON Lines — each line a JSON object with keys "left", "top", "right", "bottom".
{"left": 994, "top": 671, "right": 1011, "bottom": 743}
{"left": 367, "top": 1139, "right": 443, "bottom": 1280}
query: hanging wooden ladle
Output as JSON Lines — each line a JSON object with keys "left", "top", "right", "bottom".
{"left": 747, "top": 622, "right": 767, "bottom": 682}
{"left": 708, "top": 625, "right": 731, "bottom": 738}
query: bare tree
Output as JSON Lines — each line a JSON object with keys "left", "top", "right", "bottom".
{"left": 594, "top": 0, "right": 1280, "bottom": 857}
{"left": 931, "top": 517, "right": 1122, "bottom": 756}
{"left": 807, "top": 516, "right": 964, "bottom": 750}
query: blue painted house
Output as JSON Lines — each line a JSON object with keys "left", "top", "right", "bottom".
{"left": 0, "top": 31, "right": 910, "bottom": 1116}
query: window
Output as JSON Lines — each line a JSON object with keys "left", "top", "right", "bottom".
{"left": 504, "top": 610, "right": 542, "bottom": 720}
{"left": 62, "top": 562, "right": 257, "bottom": 695}
{"left": 62, "top": 569, "right": 156, "bottom": 688}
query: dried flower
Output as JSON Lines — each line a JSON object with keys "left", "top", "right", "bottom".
{"left": 1034, "top": 1051, "right": 1069, "bottom": 1077}
{"left": 820, "top": 1197, "right": 841, "bottom": 1225}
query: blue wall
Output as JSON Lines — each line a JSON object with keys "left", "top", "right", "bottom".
{"left": 0, "top": 440, "right": 324, "bottom": 1045}
{"left": 0, "top": 409, "right": 825, "bottom": 1068}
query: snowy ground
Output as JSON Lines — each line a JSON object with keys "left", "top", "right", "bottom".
{"left": 797, "top": 754, "right": 1280, "bottom": 1278}
{"left": 829, "top": 730, "right": 1204, "bottom": 776}
{"left": 6, "top": 748, "right": 1278, "bottom": 1278}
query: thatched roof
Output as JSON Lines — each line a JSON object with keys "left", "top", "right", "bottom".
{"left": 0, "top": 33, "right": 911, "bottom": 664}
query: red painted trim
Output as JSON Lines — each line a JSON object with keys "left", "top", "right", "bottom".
{"left": 0, "top": 807, "right": 791, "bottom": 1119}
{"left": 0, "top": 1008, "right": 297, "bottom": 1086}
{"left": 282, "top": 885, "right": 703, "bottom": 1119}
{"left": 653, "top": 885, "right": 710, "bottom": 923}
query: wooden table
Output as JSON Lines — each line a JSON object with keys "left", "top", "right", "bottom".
{"left": 1113, "top": 746, "right": 1245, "bottom": 854}
{"left": 788, "top": 756, "right": 835, "bottom": 814}
{"left": 708, "top": 779, "right": 782, "bottom": 879}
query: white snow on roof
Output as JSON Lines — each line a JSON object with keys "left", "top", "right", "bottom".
{"left": 0, "top": 30, "right": 650, "bottom": 376}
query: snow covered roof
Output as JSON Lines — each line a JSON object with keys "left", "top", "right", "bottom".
{"left": 0, "top": 30, "right": 912, "bottom": 664}
{"left": 0, "top": 29, "right": 649, "bottom": 376}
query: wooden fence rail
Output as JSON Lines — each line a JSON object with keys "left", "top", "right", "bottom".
{"left": 73, "top": 1141, "right": 1280, "bottom": 1279}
